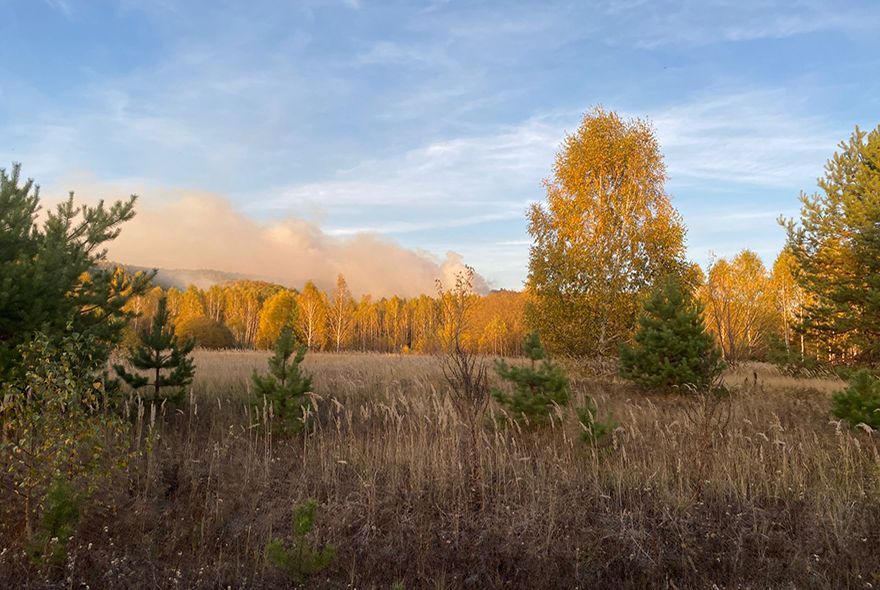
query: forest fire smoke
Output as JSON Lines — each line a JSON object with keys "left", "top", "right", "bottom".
{"left": 95, "top": 191, "right": 489, "bottom": 296}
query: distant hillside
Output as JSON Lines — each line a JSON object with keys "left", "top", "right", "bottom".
{"left": 104, "top": 262, "right": 258, "bottom": 290}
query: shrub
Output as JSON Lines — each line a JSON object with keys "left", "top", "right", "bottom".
{"left": 620, "top": 278, "right": 724, "bottom": 391}
{"left": 252, "top": 326, "right": 312, "bottom": 434}
{"left": 176, "top": 315, "right": 235, "bottom": 349}
{"left": 1, "top": 328, "right": 129, "bottom": 555}
{"left": 492, "top": 332, "right": 569, "bottom": 426}
{"left": 265, "top": 499, "right": 335, "bottom": 583}
{"left": 832, "top": 370, "right": 880, "bottom": 430}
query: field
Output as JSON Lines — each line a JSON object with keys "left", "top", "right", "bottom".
{"left": 3, "top": 351, "right": 879, "bottom": 589}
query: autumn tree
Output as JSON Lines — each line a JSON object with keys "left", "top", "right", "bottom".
{"left": 256, "top": 289, "right": 298, "bottom": 349}
{"left": 409, "top": 295, "right": 440, "bottom": 353}
{"left": 783, "top": 124, "right": 880, "bottom": 364}
{"left": 769, "top": 249, "right": 808, "bottom": 356}
{"left": 700, "top": 250, "right": 776, "bottom": 363}
{"left": 381, "top": 296, "right": 408, "bottom": 352}
{"left": 470, "top": 290, "right": 526, "bottom": 356}
{"left": 297, "top": 281, "right": 327, "bottom": 350}
{"left": 526, "top": 108, "right": 687, "bottom": 357}
{"left": 174, "top": 285, "right": 207, "bottom": 328}
{"left": 353, "top": 294, "right": 380, "bottom": 351}
{"left": 203, "top": 285, "right": 226, "bottom": 323}
{"left": 225, "top": 281, "right": 281, "bottom": 348}
{"left": 327, "top": 274, "right": 354, "bottom": 352}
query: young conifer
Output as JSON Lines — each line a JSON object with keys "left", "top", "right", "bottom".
{"left": 492, "top": 331, "right": 570, "bottom": 426}
{"left": 265, "top": 499, "right": 335, "bottom": 582}
{"left": 620, "top": 278, "right": 723, "bottom": 391}
{"left": 114, "top": 294, "right": 195, "bottom": 404}
{"left": 252, "top": 326, "right": 312, "bottom": 433}
{"left": 831, "top": 370, "right": 880, "bottom": 430}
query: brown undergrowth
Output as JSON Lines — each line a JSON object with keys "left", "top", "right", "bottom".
{"left": 2, "top": 352, "right": 878, "bottom": 588}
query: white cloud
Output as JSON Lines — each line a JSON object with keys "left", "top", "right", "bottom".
{"left": 264, "top": 114, "right": 563, "bottom": 212}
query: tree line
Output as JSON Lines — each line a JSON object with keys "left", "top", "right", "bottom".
{"left": 123, "top": 277, "right": 527, "bottom": 356}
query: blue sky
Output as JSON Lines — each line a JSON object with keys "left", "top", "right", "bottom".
{"left": 3, "top": 0, "right": 879, "bottom": 290}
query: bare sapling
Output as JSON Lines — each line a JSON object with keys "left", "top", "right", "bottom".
{"left": 436, "top": 266, "right": 489, "bottom": 506}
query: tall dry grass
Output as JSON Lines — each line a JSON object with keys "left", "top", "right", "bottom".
{"left": 2, "top": 352, "right": 878, "bottom": 588}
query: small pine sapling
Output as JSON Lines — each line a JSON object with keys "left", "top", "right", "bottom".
{"left": 265, "top": 498, "right": 335, "bottom": 583}
{"left": 831, "top": 370, "right": 880, "bottom": 430}
{"left": 252, "top": 326, "right": 312, "bottom": 434}
{"left": 576, "top": 397, "right": 617, "bottom": 444}
{"left": 620, "top": 278, "right": 724, "bottom": 392}
{"left": 114, "top": 295, "right": 195, "bottom": 405}
{"left": 27, "top": 477, "right": 82, "bottom": 568}
{"left": 492, "top": 331, "right": 570, "bottom": 426}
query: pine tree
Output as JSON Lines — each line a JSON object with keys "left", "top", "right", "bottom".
{"left": 492, "top": 332, "right": 570, "bottom": 426}
{"left": 831, "top": 370, "right": 880, "bottom": 430}
{"left": 620, "top": 279, "right": 724, "bottom": 391}
{"left": 252, "top": 326, "right": 312, "bottom": 433}
{"left": 0, "top": 163, "right": 151, "bottom": 379}
{"left": 114, "top": 295, "right": 195, "bottom": 404}
{"left": 783, "top": 124, "right": 880, "bottom": 364}
{"left": 265, "top": 499, "right": 335, "bottom": 583}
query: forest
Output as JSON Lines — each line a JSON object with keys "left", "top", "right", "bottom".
{"left": 2, "top": 108, "right": 880, "bottom": 589}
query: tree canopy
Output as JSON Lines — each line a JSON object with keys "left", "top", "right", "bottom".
{"left": 526, "top": 108, "right": 687, "bottom": 357}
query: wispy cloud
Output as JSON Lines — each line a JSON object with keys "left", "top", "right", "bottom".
{"left": 648, "top": 89, "right": 843, "bottom": 188}
{"left": 356, "top": 41, "right": 451, "bottom": 68}
{"left": 325, "top": 207, "right": 527, "bottom": 236}
{"left": 264, "top": 115, "right": 562, "bottom": 213}
{"left": 599, "top": 0, "right": 880, "bottom": 48}
{"left": 43, "top": 0, "right": 72, "bottom": 16}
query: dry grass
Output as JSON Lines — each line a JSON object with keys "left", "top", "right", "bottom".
{"left": 2, "top": 351, "right": 879, "bottom": 589}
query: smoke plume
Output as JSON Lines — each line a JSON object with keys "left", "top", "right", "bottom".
{"left": 100, "top": 191, "right": 488, "bottom": 297}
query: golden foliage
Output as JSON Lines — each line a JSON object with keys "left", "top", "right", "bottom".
{"left": 527, "top": 107, "right": 687, "bottom": 356}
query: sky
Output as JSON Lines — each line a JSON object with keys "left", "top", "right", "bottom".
{"left": 3, "top": 0, "right": 879, "bottom": 293}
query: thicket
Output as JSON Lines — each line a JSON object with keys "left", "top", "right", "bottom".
{"left": 176, "top": 315, "right": 235, "bottom": 349}
{"left": 0, "top": 164, "right": 144, "bottom": 574}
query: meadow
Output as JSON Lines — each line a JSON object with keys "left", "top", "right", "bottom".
{"left": 4, "top": 350, "right": 877, "bottom": 589}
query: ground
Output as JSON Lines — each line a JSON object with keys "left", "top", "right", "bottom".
{"left": 2, "top": 351, "right": 878, "bottom": 589}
